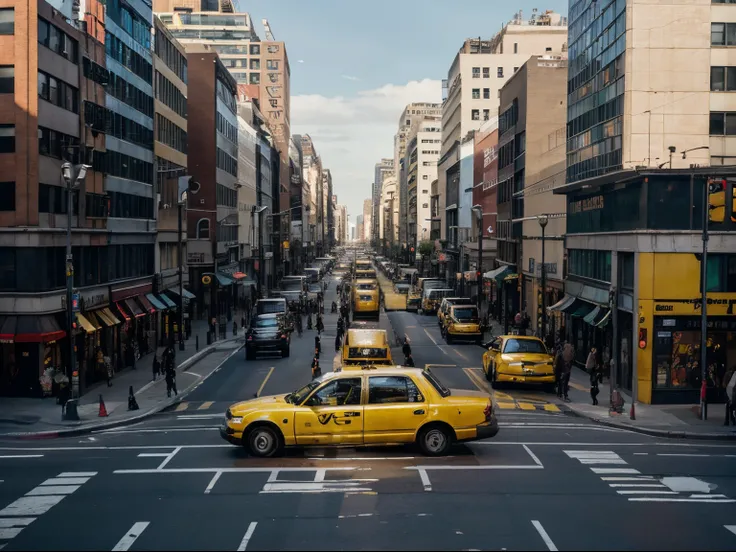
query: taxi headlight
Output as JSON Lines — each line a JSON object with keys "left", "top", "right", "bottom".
{"left": 509, "top": 362, "right": 523, "bottom": 368}
{"left": 229, "top": 416, "right": 243, "bottom": 425}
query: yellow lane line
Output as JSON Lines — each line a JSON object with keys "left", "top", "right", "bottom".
{"left": 256, "top": 367, "right": 275, "bottom": 398}
{"left": 174, "top": 402, "right": 189, "bottom": 412}
{"left": 198, "top": 401, "right": 214, "bottom": 410}
{"left": 496, "top": 401, "right": 517, "bottom": 410}
{"left": 570, "top": 382, "right": 588, "bottom": 392}
{"left": 462, "top": 367, "right": 492, "bottom": 395}
{"left": 544, "top": 404, "right": 562, "bottom": 412}
{"left": 517, "top": 402, "right": 536, "bottom": 410}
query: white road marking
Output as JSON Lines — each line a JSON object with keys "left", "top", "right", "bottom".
{"left": 115, "top": 467, "right": 359, "bottom": 475}
{"left": 40, "top": 477, "right": 91, "bottom": 486}
{"left": 100, "top": 427, "right": 220, "bottom": 434}
{"left": 137, "top": 453, "right": 170, "bottom": 458}
{"left": 176, "top": 414, "right": 223, "bottom": 420}
{"left": 261, "top": 481, "right": 375, "bottom": 493}
{"left": 204, "top": 471, "right": 223, "bottom": 494}
{"left": 0, "top": 495, "right": 65, "bottom": 516}
{"left": 616, "top": 490, "right": 678, "bottom": 495}
{"left": 0, "top": 528, "right": 23, "bottom": 539}
{"left": 58, "top": 472, "right": 97, "bottom": 477}
{"left": 523, "top": 445, "right": 543, "bottom": 467}
{"left": 423, "top": 328, "right": 448, "bottom": 355}
{"left": 724, "top": 525, "right": 736, "bottom": 537}
{"left": 0, "top": 455, "right": 43, "bottom": 459}
{"left": 257, "top": 367, "right": 275, "bottom": 398}
{"left": 418, "top": 468, "right": 432, "bottom": 492}
{"left": 111, "top": 521, "right": 150, "bottom": 551}
{"left": 658, "top": 453, "right": 736, "bottom": 458}
{"left": 25, "top": 486, "right": 81, "bottom": 496}
{"left": 630, "top": 497, "right": 736, "bottom": 503}
{"left": 237, "top": 522, "right": 258, "bottom": 551}
{"left": 601, "top": 476, "right": 655, "bottom": 481}
{"left": 407, "top": 465, "right": 543, "bottom": 471}
{"left": 609, "top": 484, "right": 667, "bottom": 488}
{"left": 660, "top": 476, "right": 714, "bottom": 494}
{"left": 0, "top": 519, "right": 34, "bottom": 528}
{"left": 531, "top": 520, "right": 557, "bottom": 551}
{"left": 157, "top": 446, "right": 182, "bottom": 470}
{"left": 183, "top": 371, "right": 202, "bottom": 378}
{"left": 590, "top": 468, "right": 641, "bottom": 475}
{"left": 306, "top": 456, "right": 421, "bottom": 461}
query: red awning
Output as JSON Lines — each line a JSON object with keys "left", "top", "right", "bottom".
{"left": 137, "top": 294, "right": 156, "bottom": 314}
{"left": 233, "top": 272, "right": 247, "bottom": 280}
{"left": 115, "top": 302, "right": 132, "bottom": 322}
{"left": 124, "top": 298, "right": 145, "bottom": 318}
{"left": 0, "top": 315, "right": 66, "bottom": 343}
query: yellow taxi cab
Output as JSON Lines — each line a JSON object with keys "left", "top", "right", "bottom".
{"left": 441, "top": 304, "right": 483, "bottom": 344}
{"left": 355, "top": 268, "right": 378, "bottom": 280}
{"left": 482, "top": 335, "right": 555, "bottom": 390}
{"left": 352, "top": 278, "right": 379, "bottom": 320}
{"left": 340, "top": 329, "right": 392, "bottom": 370}
{"left": 437, "top": 297, "right": 473, "bottom": 328}
{"left": 220, "top": 366, "right": 499, "bottom": 457}
{"left": 407, "top": 277, "right": 441, "bottom": 312}
{"left": 354, "top": 259, "right": 372, "bottom": 272}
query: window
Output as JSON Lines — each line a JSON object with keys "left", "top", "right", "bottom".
{"left": 196, "top": 218, "right": 210, "bottom": 239}
{"left": 619, "top": 252, "right": 634, "bottom": 290}
{"left": 422, "top": 203, "right": 429, "bottom": 208}
{"left": 86, "top": 192, "right": 108, "bottom": 218}
{"left": 472, "top": 88, "right": 480, "bottom": 99}
{"left": 216, "top": 147, "right": 237, "bottom": 176}
{"left": 513, "top": 42, "right": 518, "bottom": 53}
{"left": 0, "top": 182, "right": 13, "bottom": 210}
{"left": 471, "top": 109, "right": 480, "bottom": 121}
{"left": 0, "top": 9, "right": 13, "bottom": 35}
{"left": 711, "top": 23, "right": 736, "bottom": 46}
{"left": 99, "top": 150, "right": 153, "bottom": 184}
{"left": 109, "top": 191, "right": 154, "bottom": 219}
{"left": 250, "top": 58, "right": 260, "bottom": 70}
{"left": 216, "top": 183, "right": 237, "bottom": 207}
{"left": 0, "top": 66, "right": 12, "bottom": 94}
{"left": 306, "top": 378, "right": 362, "bottom": 406}
{"left": 154, "top": 32, "right": 187, "bottom": 84}
{"left": 483, "top": 109, "right": 490, "bottom": 121}
{"left": 37, "top": 71, "right": 78, "bottom": 113}
{"left": 710, "top": 66, "right": 736, "bottom": 91}
{"left": 110, "top": 71, "right": 154, "bottom": 118}
{"left": 0, "top": 125, "right": 14, "bottom": 153}
{"left": 38, "top": 19, "right": 78, "bottom": 63}
{"left": 422, "top": 174, "right": 428, "bottom": 180}
{"left": 38, "top": 184, "right": 78, "bottom": 215}
{"left": 497, "top": 67, "right": 504, "bottom": 78}
{"left": 472, "top": 67, "right": 480, "bottom": 78}
{"left": 483, "top": 88, "right": 490, "bottom": 99}
{"left": 709, "top": 112, "right": 736, "bottom": 135}
{"left": 155, "top": 113, "right": 187, "bottom": 154}
{"left": 105, "top": 33, "right": 152, "bottom": 83}
{"left": 250, "top": 44, "right": 260, "bottom": 55}
{"left": 545, "top": 47, "right": 552, "bottom": 52}
{"left": 266, "top": 59, "right": 279, "bottom": 70}
{"left": 249, "top": 72, "right": 260, "bottom": 85}
{"left": 155, "top": 72, "right": 186, "bottom": 118}
{"left": 482, "top": 67, "right": 489, "bottom": 78}
{"left": 109, "top": 112, "right": 153, "bottom": 150}
{"left": 368, "top": 376, "right": 423, "bottom": 404}
{"left": 513, "top": 66, "right": 519, "bottom": 72}
{"left": 705, "top": 254, "right": 736, "bottom": 292}
{"left": 568, "top": 249, "right": 612, "bottom": 282}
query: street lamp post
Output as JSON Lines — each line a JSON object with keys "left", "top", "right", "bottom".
{"left": 472, "top": 206, "right": 483, "bottom": 310}
{"left": 255, "top": 206, "right": 268, "bottom": 299}
{"left": 176, "top": 177, "right": 199, "bottom": 350}
{"left": 538, "top": 215, "right": 549, "bottom": 340}
{"left": 61, "top": 162, "right": 90, "bottom": 398}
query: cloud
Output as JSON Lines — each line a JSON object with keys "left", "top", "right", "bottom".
{"left": 291, "top": 79, "right": 442, "bottom": 220}
{"left": 297, "top": 59, "right": 304, "bottom": 63}
{"left": 341, "top": 75, "right": 359, "bottom": 81}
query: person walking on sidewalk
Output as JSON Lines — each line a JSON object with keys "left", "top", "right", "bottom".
{"left": 164, "top": 347, "right": 178, "bottom": 398}
{"left": 152, "top": 354, "right": 160, "bottom": 382}
{"left": 554, "top": 347, "right": 564, "bottom": 398}
{"left": 561, "top": 341, "right": 574, "bottom": 402}
{"left": 588, "top": 348, "right": 601, "bottom": 405}
{"left": 316, "top": 315, "right": 324, "bottom": 335}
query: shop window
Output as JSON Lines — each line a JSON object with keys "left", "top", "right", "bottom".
{"left": 0, "top": 66, "right": 13, "bottom": 94}
{"left": 619, "top": 252, "right": 634, "bottom": 290}
{"left": 706, "top": 254, "right": 736, "bottom": 292}
{"left": 197, "top": 218, "right": 210, "bottom": 239}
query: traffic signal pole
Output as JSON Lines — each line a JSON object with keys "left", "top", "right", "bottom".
{"left": 700, "top": 172, "right": 708, "bottom": 420}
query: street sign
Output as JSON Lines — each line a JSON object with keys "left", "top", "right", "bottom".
{"left": 265, "top": 252, "right": 273, "bottom": 259}
{"left": 201, "top": 275, "right": 212, "bottom": 286}
{"left": 487, "top": 225, "right": 494, "bottom": 234}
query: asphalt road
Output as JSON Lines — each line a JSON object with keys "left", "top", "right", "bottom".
{"left": 1, "top": 274, "right": 736, "bottom": 551}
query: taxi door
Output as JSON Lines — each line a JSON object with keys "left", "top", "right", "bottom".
{"left": 482, "top": 337, "right": 503, "bottom": 377}
{"left": 294, "top": 376, "right": 364, "bottom": 446}
{"left": 363, "top": 375, "right": 428, "bottom": 444}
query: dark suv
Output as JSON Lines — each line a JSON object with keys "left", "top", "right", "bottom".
{"left": 245, "top": 313, "right": 291, "bottom": 360}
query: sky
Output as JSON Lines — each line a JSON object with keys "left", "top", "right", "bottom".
{"left": 242, "top": 0, "right": 569, "bottom": 221}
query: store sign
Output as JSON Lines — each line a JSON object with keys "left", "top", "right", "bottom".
{"left": 653, "top": 298, "right": 736, "bottom": 316}
{"left": 570, "top": 195, "right": 605, "bottom": 214}
{"left": 62, "top": 289, "right": 108, "bottom": 311}
{"left": 528, "top": 258, "right": 558, "bottom": 276}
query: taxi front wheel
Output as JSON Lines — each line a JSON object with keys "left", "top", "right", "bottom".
{"left": 418, "top": 424, "right": 452, "bottom": 456}
{"left": 246, "top": 424, "right": 283, "bottom": 457}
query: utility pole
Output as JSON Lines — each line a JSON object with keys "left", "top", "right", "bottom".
{"left": 700, "top": 171, "right": 708, "bottom": 420}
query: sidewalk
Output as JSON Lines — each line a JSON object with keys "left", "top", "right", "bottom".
{"left": 560, "top": 365, "right": 736, "bottom": 441}
{"left": 0, "top": 323, "right": 245, "bottom": 439}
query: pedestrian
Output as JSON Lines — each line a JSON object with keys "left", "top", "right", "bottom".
{"left": 152, "top": 354, "right": 160, "bottom": 382}
{"left": 233, "top": 320, "right": 238, "bottom": 336}
{"left": 589, "top": 364, "right": 601, "bottom": 406}
{"left": 561, "top": 341, "right": 574, "bottom": 402}
{"left": 241, "top": 315, "right": 246, "bottom": 331}
{"left": 314, "top": 335, "right": 321, "bottom": 356}
{"left": 311, "top": 356, "right": 321, "bottom": 379}
{"left": 402, "top": 336, "right": 412, "bottom": 359}
{"left": 316, "top": 315, "right": 324, "bottom": 335}
{"left": 554, "top": 348, "right": 564, "bottom": 397}
{"left": 165, "top": 348, "right": 178, "bottom": 398}
{"left": 724, "top": 367, "right": 736, "bottom": 426}
{"left": 335, "top": 332, "right": 342, "bottom": 352}
{"left": 404, "top": 354, "right": 415, "bottom": 367}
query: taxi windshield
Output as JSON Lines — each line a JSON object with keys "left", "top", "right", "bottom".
{"left": 503, "top": 338, "right": 547, "bottom": 354}
{"left": 453, "top": 307, "right": 479, "bottom": 322}
{"left": 357, "top": 283, "right": 376, "bottom": 290}
{"left": 348, "top": 347, "right": 387, "bottom": 358}
{"left": 287, "top": 377, "right": 325, "bottom": 404}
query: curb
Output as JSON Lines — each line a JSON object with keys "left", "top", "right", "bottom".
{"left": 0, "top": 340, "right": 245, "bottom": 441}
{"left": 567, "top": 407, "right": 736, "bottom": 441}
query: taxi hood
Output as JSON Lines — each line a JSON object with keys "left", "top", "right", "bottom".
{"left": 229, "top": 394, "right": 291, "bottom": 414}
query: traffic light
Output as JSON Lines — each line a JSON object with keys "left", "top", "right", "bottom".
{"left": 707, "top": 178, "right": 726, "bottom": 223}
{"left": 476, "top": 271, "right": 481, "bottom": 281}
{"left": 638, "top": 328, "right": 648, "bottom": 349}
{"left": 410, "top": 247, "right": 415, "bottom": 253}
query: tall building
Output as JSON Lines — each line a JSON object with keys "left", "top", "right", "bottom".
{"left": 236, "top": 107, "right": 258, "bottom": 290}
{"left": 438, "top": 10, "right": 567, "bottom": 281}
{"left": 153, "top": 2, "right": 292, "bottom": 261}
{"left": 287, "top": 135, "right": 304, "bottom": 273}
{"left": 362, "top": 198, "right": 372, "bottom": 242}
{"left": 495, "top": 56, "right": 568, "bottom": 334}
{"left": 152, "top": 17, "right": 189, "bottom": 347}
{"left": 552, "top": 0, "right": 736, "bottom": 406}
{"left": 336, "top": 204, "right": 348, "bottom": 244}
{"left": 300, "top": 135, "right": 322, "bottom": 260}
{"left": 182, "top": 46, "right": 238, "bottom": 322}
{"left": 323, "top": 170, "right": 333, "bottom": 250}
{"left": 372, "top": 159, "right": 393, "bottom": 245}
{"left": 355, "top": 215, "right": 363, "bottom": 243}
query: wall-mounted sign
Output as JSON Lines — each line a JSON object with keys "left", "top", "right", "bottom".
{"left": 201, "top": 275, "right": 212, "bottom": 286}
{"left": 570, "top": 195, "right": 605, "bottom": 214}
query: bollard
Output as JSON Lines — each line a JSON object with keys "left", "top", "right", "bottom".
{"left": 63, "top": 399, "right": 80, "bottom": 421}
{"left": 206, "top": 332, "right": 212, "bottom": 346}
{"left": 196, "top": 335, "right": 200, "bottom": 351}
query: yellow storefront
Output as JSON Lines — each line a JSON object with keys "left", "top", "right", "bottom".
{"left": 637, "top": 253, "right": 736, "bottom": 405}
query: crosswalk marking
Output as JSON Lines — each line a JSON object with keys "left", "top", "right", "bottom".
{"left": 198, "top": 401, "right": 214, "bottom": 410}
{"left": 174, "top": 402, "right": 189, "bottom": 412}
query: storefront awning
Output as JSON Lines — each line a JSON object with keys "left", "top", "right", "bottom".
{"left": 483, "top": 265, "right": 510, "bottom": 283}
{"left": 75, "top": 313, "right": 98, "bottom": 334}
{"left": 0, "top": 316, "right": 16, "bottom": 342}
{"left": 583, "top": 305, "right": 611, "bottom": 327}
{"left": 216, "top": 273, "right": 234, "bottom": 286}
{"left": 594, "top": 309, "right": 611, "bottom": 328}
{"left": 548, "top": 295, "right": 576, "bottom": 312}
{"left": 114, "top": 302, "right": 131, "bottom": 322}
{"left": 583, "top": 306, "right": 601, "bottom": 325}
{"left": 145, "top": 294, "right": 168, "bottom": 311}
{"left": 137, "top": 294, "right": 156, "bottom": 314}
{"left": 101, "top": 308, "right": 121, "bottom": 325}
{"left": 167, "top": 287, "right": 196, "bottom": 300}
{"left": 569, "top": 300, "right": 596, "bottom": 318}
{"left": 124, "top": 298, "right": 145, "bottom": 318}
{"left": 84, "top": 312, "right": 103, "bottom": 331}
{"left": 232, "top": 272, "right": 247, "bottom": 280}
{"left": 8, "top": 315, "right": 67, "bottom": 343}
{"left": 159, "top": 294, "right": 177, "bottom": 309}
{"left": 94, "top": 309, "right": 117, "bottom": 327}
{"left": 504, "top": 273, "right": 519, "bottom": 282}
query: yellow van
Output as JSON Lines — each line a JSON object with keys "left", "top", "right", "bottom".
{"left": 352, "top": 278, "right": 379, "bottom": 320}
{"left": 340, "top": 329, "right": 393, "bottom": 370}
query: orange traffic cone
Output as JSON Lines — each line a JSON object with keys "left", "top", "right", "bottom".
{"left": 98, "top": 394, "right": 108, "bottom": 417}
